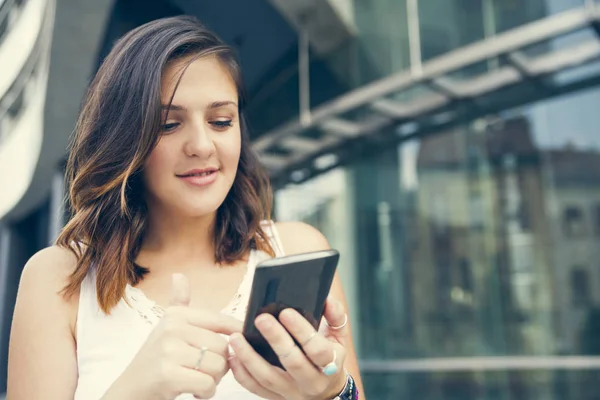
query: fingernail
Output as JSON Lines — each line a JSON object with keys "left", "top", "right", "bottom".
{"left": 228, "top": 351, "right": 236, "bottom": 361}
{"left": 256, "top": 315, "right": 272, "bottom": 329}
{"left": 280, "top": 309, "right": 296, "bottom": 324}
{"left": 229, "top": 334, "right": 241, "bottom": 348}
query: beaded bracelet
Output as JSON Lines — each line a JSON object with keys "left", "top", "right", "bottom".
{"left": 332, "top": 371, "right": 359, "bottom": 400}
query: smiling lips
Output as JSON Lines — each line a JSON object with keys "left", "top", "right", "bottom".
{"left": 176, "top": 168, "right": 219, "bottom": 186}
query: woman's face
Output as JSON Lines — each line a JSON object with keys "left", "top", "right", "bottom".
{"left": 143, "top": 55, "right": 242, "bottom": 218}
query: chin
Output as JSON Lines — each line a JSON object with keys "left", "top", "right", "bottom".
{"left": 178, "top": 193, "right": 228, "bottom": 217}
{"left": 154, "top": 179, "right": 234, "bottom": 218}
{"left": 178, "top": 200, "right": 221, "bottom": 217}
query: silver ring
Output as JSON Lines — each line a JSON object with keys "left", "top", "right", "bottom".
{"left": 321, "top": 348, "right": 339, "bottom": 376}
{"left": 301, "top": 331, "right": 317, "bottom": 347}
{"left": 328, "top": 314, "right": 348, "bottom": 330}
{"left": 195, "top": 346, "right": 209, "bottom": 370}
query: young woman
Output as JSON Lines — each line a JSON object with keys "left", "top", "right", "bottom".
{"left": 7, "top": 15, "right": 363, "bottom": 400}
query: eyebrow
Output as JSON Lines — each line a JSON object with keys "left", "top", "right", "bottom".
{"left": 161, "top": 101, "right": 238, "bottom": 111}
{"left": 208, "top": 100, "right": 238, "bottom": 109}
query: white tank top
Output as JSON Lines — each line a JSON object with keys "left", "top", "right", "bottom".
{"left": 74, "top": 221, "right": 285, "bottom": 400}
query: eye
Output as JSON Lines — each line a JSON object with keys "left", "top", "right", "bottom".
{"left": 161, "top": 122, "right": 180, "bottom": 133}
{"left": 210, "top": 120, "right": 233, "bottom": 130}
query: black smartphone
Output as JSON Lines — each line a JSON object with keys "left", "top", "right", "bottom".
{"left": 242, "top": 249, "right": 340, "bottom": 369}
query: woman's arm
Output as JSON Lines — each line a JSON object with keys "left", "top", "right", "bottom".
{"left": 275, "top": 221, "right": 366, "bottom": 398}
{"left": 7, "top": 246, "right": 79, "bottom": 399}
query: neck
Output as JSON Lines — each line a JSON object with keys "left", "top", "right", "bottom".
{"left": 141, "top": 206, "right": 217, "bottom": 268}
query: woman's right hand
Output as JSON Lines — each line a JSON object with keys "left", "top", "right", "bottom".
{"left": 102, "top": 273, "right": 242, "bottom": 400}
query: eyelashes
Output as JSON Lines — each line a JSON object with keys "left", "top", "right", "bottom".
{"left": 210, "top": 120, "right": 233, "bottom": 129}
{"left": 161, "top": 122, "right": 180, "bottom": 133}
{"left": 160, "top": 120, "right": 234, "bottom": 133}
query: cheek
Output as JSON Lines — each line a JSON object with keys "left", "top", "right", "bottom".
{"left": 231, "top": 134, "right": 242, "bottom": 166}
{"left": 143, "top": 144, "right": 172, "bottom": 186}
{"left": 218, "top": 133, "right": 242, "bottom": 172}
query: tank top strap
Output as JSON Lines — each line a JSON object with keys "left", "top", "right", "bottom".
{"left": 242, "top": 219, "right": 284, "bottom": 285}
{"left": 75, "top": 267, "right": 100, "bottom": 359}
{"left": 261, "top": 219, "right": 285, "bottom": 258}
{"left": 226, "top": 220, "right": 284, "bottom": 319}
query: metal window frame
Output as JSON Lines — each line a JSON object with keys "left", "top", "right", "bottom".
{"left": 256, "top": 5, "right": 600, "bottom": 187}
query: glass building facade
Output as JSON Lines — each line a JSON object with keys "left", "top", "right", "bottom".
{"left": 270, "top": 0, "right": 600, "bottom": 399}
{"left": 277, "top": 86, "right": 600, "bottom": 399}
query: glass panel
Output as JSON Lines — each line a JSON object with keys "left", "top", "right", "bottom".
{"left": 320, "top": 0, "right": 411, "bottom": 89}
{"left": 522, "top": 28, "right": 596, "bottom": 58}
{"left": 247, "top": 0, "right": 412, "bottom": 134}
{"left": 419, "top": 0, "right": 486, "bottom": 61}
{"left": 362, "top": 369, "right": 600, "bottom": 400}
{"left": 494, "top": 0, "right": 585, "bottom": 34}
{"left": 552, "top": 59, "right": 600, "bottom": 86}
{"left": 275, "top": 82, "right": 600, "bottom": 399}
{"left": 248, "top": 0, "right": 592, "bottom": 135}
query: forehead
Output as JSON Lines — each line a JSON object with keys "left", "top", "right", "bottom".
{"left": 161, "top": 55, "right": 238, "bottom": 104}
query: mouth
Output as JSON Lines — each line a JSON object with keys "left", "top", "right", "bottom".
{"left": 176, "top": 168, "right": 219, "bottom": 178}
{"left": 176, "top": 168, "right": 220, "bottom": 187}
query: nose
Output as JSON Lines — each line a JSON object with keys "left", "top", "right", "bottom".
{"left": 184, "top": 122, "right": 216, "bottom": 158}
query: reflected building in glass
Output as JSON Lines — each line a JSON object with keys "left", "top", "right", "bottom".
{"left": 277, "top": 89, "right": 600, "bottom": 399}
{"left": 272, "top": 1, "right": 600, "bottom": 399}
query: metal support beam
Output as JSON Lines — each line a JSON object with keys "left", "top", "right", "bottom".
{"left": 504, "top": 51, "right": 551, "bottom": 93}
{"left": 255, "top": 5, "right": 600, "bottom": 185}
{"left": 318, "top": 118, "right": 364, "bottom": 138}
{"left": 298, "top": 16, "right": 311, "bottom": 127}
{"left": 370, "top": 94, "right": 447, "bottom": 120}
{"left": 253, "top": 6, "right": 600, "bottom": 153}
{"left": 279, "top": 135, "right": 338, "bottom": 153}
{"left": 506, "top": 52, "right": 535, "bottom": 77}
{"left": 406, "top": 0, "right": 422, "bottom": 78}
{"left": 269, "top": 72, "right": 600, "bottom": 187}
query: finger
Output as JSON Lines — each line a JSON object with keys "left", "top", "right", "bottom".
{"left": 229, "top": 332, "right": 292, "bottom": 394}
{"left": 229, "top": 355, "right": 285, "bottom": 400}
{"left": 170, "top": 273, "right": 191, "bottom": 307}
{"left": 279, "top": 309, "right": 345, "bottom": 375}
{"left": 172, "top": 366, "right": 218, "bottom": 399}
{"left": 178, "top": 324, "right": 230, "bottom": 358}
{"left": 254, "top": 314, "right": 297, "bottom": 359}
{"left": 179, "top": 308, "right": 243, "bottom": 336}
{"left": 177, "top": 342, "right": 228, "bottom": 380}
{"left": 254, "top": 313, "right": 322, "bottom": 383}
{"left": 323, "top": 297, "right": 349, "bottom": 338}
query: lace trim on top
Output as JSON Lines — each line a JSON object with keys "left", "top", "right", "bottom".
{"left": 124, "top": 249, "right": 257, "bottom": 325}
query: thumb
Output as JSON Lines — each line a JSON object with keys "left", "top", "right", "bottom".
{"left": 322, "top": 297, "right": 349, "bottom": 342}
{"left": 170, "top": 273, "right": 191, "bottom": 307}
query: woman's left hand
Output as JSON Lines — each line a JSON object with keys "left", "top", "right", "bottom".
{"left": 228, "top": 297, "right": 350, "bottom": 400}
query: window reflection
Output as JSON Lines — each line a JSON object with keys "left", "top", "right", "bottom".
{"left": 276, "top": 82, "right": 600, "bottom": 398}
{"left": 563, "top": 207, "right": 586, "bottom": 237}
{"left": 570, "top": 268, "right": 591, "bottom": 308}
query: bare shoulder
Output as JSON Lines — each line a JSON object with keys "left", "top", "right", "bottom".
{"left": 18, "top": 245, "right": 80, "bottom": 325}
{"left": 8, "top": 245, "right": 80, "bottom": 397}
{"left": 21, "top": 245, "right": 78, "bottom": 291}
{"left": 274, "top": 221, "right": 330, "bottom": 256}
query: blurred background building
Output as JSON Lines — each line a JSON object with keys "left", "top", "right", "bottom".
{"left": 4, "top": 0, "right": 600, "bottom": 398}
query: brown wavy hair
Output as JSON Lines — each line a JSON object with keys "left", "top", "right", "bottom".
{"left": 57, "top": 16, "right": 275, "bottom": 313}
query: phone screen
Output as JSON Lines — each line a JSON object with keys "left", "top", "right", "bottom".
{"left": 242, "top": 249, "right": 339, "bottom": 368}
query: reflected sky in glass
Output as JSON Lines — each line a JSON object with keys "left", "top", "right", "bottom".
{"left": 527, "top": 86, "right": 600, "bottom": 150}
